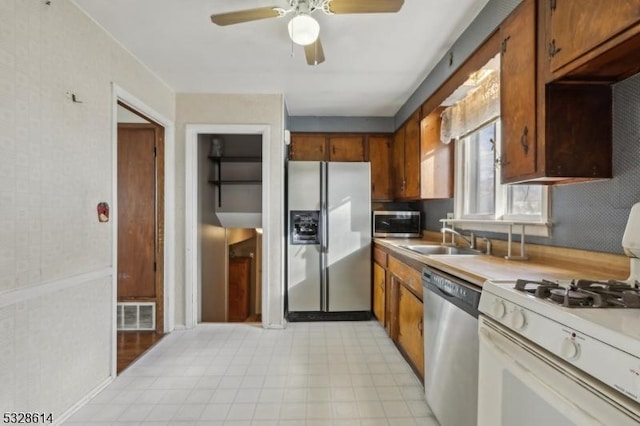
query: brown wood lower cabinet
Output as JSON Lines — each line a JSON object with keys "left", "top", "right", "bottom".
{"left": 397, "top": 284, "right": 425, "bottom": 379}
{"left": 228, "top": 257, "right": 251, "bottom": 322}
{"left": 373, "top": 262, "right": 386, "bottom": 326}
{"left": 372, "top": 244, "right": 424, "bottom": 380}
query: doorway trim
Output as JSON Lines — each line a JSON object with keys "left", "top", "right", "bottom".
{"left": 185, "top": 124, "right": 270, "bottom": 329}
{"left": 111, "top": 83, "right": 176, "bottom": 377}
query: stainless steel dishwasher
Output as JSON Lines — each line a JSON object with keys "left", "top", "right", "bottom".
{"left": 422, "top": 266, "right": 481, "bottom": 426}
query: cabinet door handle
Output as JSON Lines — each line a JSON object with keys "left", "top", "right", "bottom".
{"left": 417, "top": 317, "right": 423, "bottom": 336}
{"left": 520, "top": 126, "right": 529, "bottom": 155}
{"left": 549, "top": 0, "right": 557, "bottom": 12}
{"left": 548, "top": 39, "right": 562, "bottom": 59}
{"left": 501, "top": 36, "right": 511, "bottom": 54}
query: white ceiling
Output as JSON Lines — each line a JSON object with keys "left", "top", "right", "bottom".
{"left": 73, "top": 0, "right": 490, "bottom": 117}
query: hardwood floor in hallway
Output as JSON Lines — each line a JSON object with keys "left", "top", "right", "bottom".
{"left": 118, "top": 331, "right": 164, "bottom": 374}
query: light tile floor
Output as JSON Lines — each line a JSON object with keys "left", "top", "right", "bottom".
{"left": 64, "top": 321, "right": 439, "bottom": 426}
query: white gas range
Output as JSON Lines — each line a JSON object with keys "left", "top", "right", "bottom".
{"left": 477, "top": 203, "right": 640, "bottom": 426}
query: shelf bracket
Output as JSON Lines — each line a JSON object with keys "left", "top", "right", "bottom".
{"left": 217, "top": 157, "right": 222, "bottom": 207}
{"left": 505, "top": 224, "right": 528, "bottom": 260}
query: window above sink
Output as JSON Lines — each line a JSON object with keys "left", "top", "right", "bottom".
{"left": 439, "top": 53, "right": 550, "bottom": 237}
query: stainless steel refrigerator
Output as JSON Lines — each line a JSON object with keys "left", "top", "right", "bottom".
{"left": 287, "top": 161, "right": 371, "bottom": 321}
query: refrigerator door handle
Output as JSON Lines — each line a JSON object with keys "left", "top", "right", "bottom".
{"left": 320, "top": 162, "right": 328, "bottom": 311}
{"left": 322, "top": 164, "right": 329, "bottom": 253}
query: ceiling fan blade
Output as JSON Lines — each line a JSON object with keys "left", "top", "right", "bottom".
{"left": 327, "top": 0, "right": 404, "bottom": 14}
{"left": 211, "top": 7, "right": 281, "bottom": 26}
{"left": 305, "top": 38, "right": 325, "bottom": 66}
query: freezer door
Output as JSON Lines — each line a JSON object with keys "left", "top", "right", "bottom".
{"left": 288, "top": 243, "right": 321, "bottom": 311}
{"left": 326, "top": 162, "right": 371, "bottom": 312}
{"left": 287, "top": 162, "right": 321, "bottom": 312}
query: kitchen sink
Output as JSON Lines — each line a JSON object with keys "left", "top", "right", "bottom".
{"left": 399, "top": 244, "right": 482, "bottom": 255}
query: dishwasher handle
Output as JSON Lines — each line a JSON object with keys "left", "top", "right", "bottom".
{"left": 431, "top": 283, "right": 459, "bottom": 300}
{"left": 423, "top": 267, "right": 481, "bottom": 319}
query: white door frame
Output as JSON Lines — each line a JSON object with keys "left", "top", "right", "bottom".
{"left": 111, "top": 84, "right": 176, "bottom": 377}
{"left": 185, "top": 124, "right": 270, "bottom": 329}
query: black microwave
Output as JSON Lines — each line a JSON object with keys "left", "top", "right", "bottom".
{"left": 373, "top": 211, "right": 421, "bottom": 238}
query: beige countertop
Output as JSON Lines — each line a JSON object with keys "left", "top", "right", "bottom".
{"left": 374, "top": 237, "right": 628, "bottom": 288}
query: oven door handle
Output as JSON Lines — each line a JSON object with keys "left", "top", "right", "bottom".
{"left": 478, "top": 323, "right": 605, "bottom": 426}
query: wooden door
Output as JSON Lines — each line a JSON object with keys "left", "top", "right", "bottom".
{"left": 392, "top": 126, "right": 405, "bottom": 199}
{"left": 118, "top": 124, "right": 158, "bottom": 300}
{"left": 328, "top": 135, "right": 365, "bottom": 161}
{"left": 228, "top": 257, "right": 251, "bottom": 322}
{"left": 397, "top": 284, "right": 424, "bottom": 379}
{"left": 500, "top": 0, "right": 537, "bottom": 182}
{"left": 420, "top": 107, "right": 453, "bottom": 199}
{"left": 373, "top": 262, "right": 386, "bottom": 326}
{"left": 403, "top": 111, "right": 421, "bottom": 199}
{"left": 117, "top": 120, "right": 164, "bottom": 333}
{"left": 547, "top": 0, "right": 640, "bottom": 73}
{"left": 369, "top": 135, "right": 392, "bottom": 201}
{"left": 290, "top": 134, "right": 327, "bottom": 160}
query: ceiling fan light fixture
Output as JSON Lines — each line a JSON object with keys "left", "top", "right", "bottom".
{"left": 287, "top": 13, "right": 320, "bottom": 45}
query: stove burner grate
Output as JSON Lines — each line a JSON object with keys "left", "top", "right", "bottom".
{"left": 514, "top": 279, "right": 640, "bottom": 308}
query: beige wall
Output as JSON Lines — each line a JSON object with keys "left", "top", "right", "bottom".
{"left": 175, "top": 94, "right": 286, "bottom": 328}
{"left": 0, "top": 0, "right": 174, "bottom": 417}
{"left": 199, "top": 225, "right": 226, "bottom": 322}
{"left": 228, "top": 228, "right": 255, "bottom": 246}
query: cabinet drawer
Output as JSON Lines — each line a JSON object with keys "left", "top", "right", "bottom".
{"left": 388, "top": 256, "right": 422, "bottom": 299}
{"left": 373, "top": 246, "right": 387, "bottom": 267}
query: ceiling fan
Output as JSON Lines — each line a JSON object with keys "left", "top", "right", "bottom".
{"left": 210, "top": 0, "right": 405, "bottom": 66}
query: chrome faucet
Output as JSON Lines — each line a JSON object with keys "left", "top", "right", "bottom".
{"left": 478, "top": 237, "right": 492, "bottom": 255}
{"left": 441, "top": 227, "right": 476, "bottom": 249}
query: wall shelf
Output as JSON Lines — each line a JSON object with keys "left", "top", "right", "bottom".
{"left": 208, "top": 156, "right": 262, "bottom": 163}
{"left": 208, "top": 155, "right": 262, "bottom": 207}
{"left": 208, "top": 180, "right": 262, "bottom": 185}
{"left": 440, "top": 218, "right": 533, "bottom": 260}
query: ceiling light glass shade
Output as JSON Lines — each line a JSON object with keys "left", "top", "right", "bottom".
{"left": 288, "top": 13, "right": 320, "bottom": 46}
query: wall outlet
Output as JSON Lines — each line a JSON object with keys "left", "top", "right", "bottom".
{"left": 446, "top": 212, "right": 454, "bottom": 220}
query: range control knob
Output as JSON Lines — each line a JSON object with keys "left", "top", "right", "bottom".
{"left": 492, "top": 300, "right": 507, "bottom": 319}
{"left": 560, "top": 338, "right": 580, "bottom": 360}
{"left": 511, "top": 309, "right": 527, "bottom": 330}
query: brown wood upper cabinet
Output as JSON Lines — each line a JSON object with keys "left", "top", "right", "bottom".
{"left": 545, "top": 0, "right": 640, "bottom": 80}
{"left": 393, "top": 111, "right": 421, "bottom": 200}
{"left": 289, "top": 132, "right": 393, "bottom": 201}
{"left": 392, "top": 126, "right": 405, "bottom": 199}
{"left": 289, "top": 134, "right": 326, "bottom": 161}
{"left": 289, "top": 133, "right": 365, "bottom": 161}
{"left": 499, "top": 0, "right": 612, "bottom": 183}
{"left": 369, "top": 135, "right": 393, "bottom": 201}
{"left": 420, "top": 107, "right": 454, "bottom": 199}
{"left": 500, "top": 0, "right": 537, "bottom": 181}
{"left": 328, "top": 135, "right": 365, "bottom": 161}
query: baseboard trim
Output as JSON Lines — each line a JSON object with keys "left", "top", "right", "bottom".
{"left": 53, "top": 375, "right": 114, "bottom": 426}
{"left": 287, "top": 311, "right": 373, "bottom": 322}
{"left": 0, "top": 268, "right": 113, "bottom": 308}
